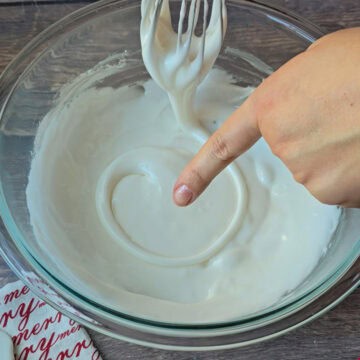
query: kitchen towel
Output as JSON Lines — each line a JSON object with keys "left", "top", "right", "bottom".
{"left": 0, "top": 280, "right": 101, "bottom": 359}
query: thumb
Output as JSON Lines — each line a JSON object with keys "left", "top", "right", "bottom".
{"left": 173, "top": 97, "right": 260, "bottom": 206}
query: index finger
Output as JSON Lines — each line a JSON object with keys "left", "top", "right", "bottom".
{"left": 173, "top": 97, "right": 261, "bottom": 206}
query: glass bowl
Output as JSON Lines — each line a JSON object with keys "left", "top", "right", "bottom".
{"left": 0, "top": 0, "right": 359, "bottom": 350}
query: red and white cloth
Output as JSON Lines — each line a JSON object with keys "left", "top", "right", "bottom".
{"left": 0, "top": 280, "right": 101, "bottom": 360}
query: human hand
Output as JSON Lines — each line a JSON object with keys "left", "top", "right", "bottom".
{"left": 173, "top": 28, "right": 360, "bottom": 208}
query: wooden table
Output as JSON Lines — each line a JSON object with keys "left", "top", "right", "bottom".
{"left": 0, "top": 1, "right": 359, "bottom": 358}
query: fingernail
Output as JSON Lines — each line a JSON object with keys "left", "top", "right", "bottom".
{"left": 174, "top": 184, "right": 194, "bottom": 206}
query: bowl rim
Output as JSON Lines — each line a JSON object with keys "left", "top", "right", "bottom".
{"left": 0, "top": 0, "right": 359, "bottom": 350}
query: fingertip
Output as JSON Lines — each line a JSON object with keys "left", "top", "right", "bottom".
{"left": 173, "top": 183, "right": 194, "bottom": 207}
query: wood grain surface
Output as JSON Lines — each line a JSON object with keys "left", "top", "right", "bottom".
{"left": 0, "top": 1, "right": 359, "bottom": 359}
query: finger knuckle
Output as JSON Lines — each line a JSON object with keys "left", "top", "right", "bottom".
{"left": 253, "top": 94, "right": 274, "bottom": 124}
{"left": 188, "top": 167, "right": 206, "bottom": 188}
{"left": 253, "top": 78, "right": 279, "bottom": 121}
{"left": 292, "top": 170, "right": 308, "bottom": 185}
{"left": 210, "top": 135, "right": 233, "bottom": 162}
